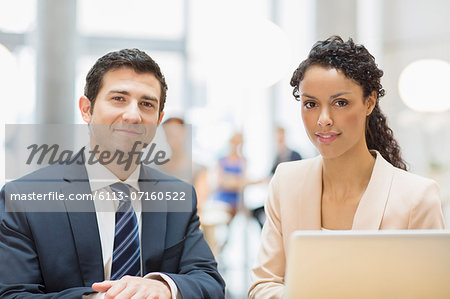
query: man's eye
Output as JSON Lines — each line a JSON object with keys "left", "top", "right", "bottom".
{"left": 141, "top": 101, "right": 154, "bottom": 108}
{"left": 304, "top": 102, "right": 316, "bottom": 109}
{"left": 112, "top": 96, "right": 124, "bottom": 101}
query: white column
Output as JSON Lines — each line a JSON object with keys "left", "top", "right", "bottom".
{"left": 36, "top": 0, "right": 77, "bottom": 124}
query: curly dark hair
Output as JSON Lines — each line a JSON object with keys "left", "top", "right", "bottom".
{"left": 84, "top": 48, "right": 168, "bottom": 116}
{"left": 290, "top": 35, "right": 407, "bottom": 170}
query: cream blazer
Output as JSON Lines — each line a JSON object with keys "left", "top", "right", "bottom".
{"left": 248, "top": 152, "right": 444, "bottom": 299}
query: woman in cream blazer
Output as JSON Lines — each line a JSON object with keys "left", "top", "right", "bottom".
{"left": 249, "top": 36, "right": 444, "bottom": 299}
{"left": 249, "top": 152, "right": 444, "bottom": 298}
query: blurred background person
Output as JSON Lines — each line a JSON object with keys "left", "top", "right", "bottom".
{"left": 270, "top": 125, "right": 303, "bottom": 175}
{"left": 252, "top": 125, "right": 303, "bottom": 228}
{"left": 215, "top": 132, "right": 246, "bottom": 218}
{"left": 162, "top": 117, "right": 220, "bottom": 260}
{"left": 201, "top": 133, "right": 246, "bottom": 258}
{"left": 162, "top": 117, "right": 210, "bottom": 208}
{"left": 202, "top": 132, "right": 265, "bottom": 259}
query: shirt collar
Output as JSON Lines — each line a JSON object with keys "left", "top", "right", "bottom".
{"left": 84, "top": 145, "right": 141, "bottom": 192}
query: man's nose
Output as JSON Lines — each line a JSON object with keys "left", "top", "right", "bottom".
{"left": 122, "top": 101, "right": 142, "bottom": 123}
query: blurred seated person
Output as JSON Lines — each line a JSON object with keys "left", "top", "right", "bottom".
{"left": 201, "top": 132, "right": 252, "bottom": 257}
{"left": 162, "top": 117, "right": 209, "bottom": 208}
{"left": 253, "top": 126, "right": 303, "bottom": 228}
{"left": 215, "top": 133, "right": 246, "bottom": 218}
{"left": 271, "top": 126, "right": 302, "bottom": 174}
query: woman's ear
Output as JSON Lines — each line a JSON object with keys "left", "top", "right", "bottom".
{"left": 366, "top": 91, "right": 377, "bottom": 116}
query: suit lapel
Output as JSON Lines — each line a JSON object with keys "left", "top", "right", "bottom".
{"left": 298, "top": 156, "right": 323, "bottom": 230}
{"left": 139, "top": 166, "right": 167, "bottom": 273}
{"left": 62, "top": 150, "right": 104, "bottom": 285}
{"left": 352, "top": 152, "right": 394, "bottom": 230}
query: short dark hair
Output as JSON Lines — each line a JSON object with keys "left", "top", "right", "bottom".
{"left": 84, "top": 48, "right": 168, "bottom": 114}
{"left": 290, "top": 36, "right": 407, "bottom": 170}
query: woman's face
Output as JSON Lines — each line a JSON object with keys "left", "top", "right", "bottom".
{"left": 298, "top": 65, "right": 376, "bottom": 160}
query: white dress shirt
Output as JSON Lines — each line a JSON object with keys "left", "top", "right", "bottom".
{"left": 83, "top": 157, "right": 179, "bottom": 299}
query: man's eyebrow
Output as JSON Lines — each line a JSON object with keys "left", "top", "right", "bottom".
{"left": 108, "top": 90, "right": 130, "bottom": 96}
{"left": 141, "top": 95, "right": 159, "bottom": 103}
{"left": 108, "top": 90, "right": 159, "bottom": 102}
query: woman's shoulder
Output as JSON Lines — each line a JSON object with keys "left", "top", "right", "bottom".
{"left": 275, "top": 156, "right": 322, "bottom": 175}
{"left": 376, "top": 155, "right": 443, "bottom": 229}
{"left": 271, "top": 157, "right": 323, "bottom": 190}
{"left": 391, "top": 165, "right": 438, "bottom": 191}
{"left": 375, "top": 152, "right": 438, "bottom": 192}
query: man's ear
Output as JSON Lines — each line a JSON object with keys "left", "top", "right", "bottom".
{"left": 79, "top": 96, "right": 92, "bottom": 123}
{"left": 157, "top": 111, "right": 165, "bottom": 126}
{"left": 366, "top": 91, "right": 377, "bottom": 116}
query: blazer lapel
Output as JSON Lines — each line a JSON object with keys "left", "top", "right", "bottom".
{"left": 139, "top": 166, "right": 167, "bottom": 273}
{"left": 298, "top": 156, "right": 323, "bottom": 230}
{"left": 352, "top": 152, "right": 394, "bottom": 230}
{"left": 62, "top": 150, "right": 104, "bottom": 286}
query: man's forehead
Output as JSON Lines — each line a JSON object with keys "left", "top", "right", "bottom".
{"left": 102, "top": 67, "right": 155, "bottom": 80}
{"left": 101, "top": 68, "right": 161, "bottom": 95}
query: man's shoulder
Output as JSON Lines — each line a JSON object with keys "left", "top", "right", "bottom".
{"left": 140, "top": 165, "right": 197, "bottom": 213}
{"left": 8, "top": 163, "right": 73, "bottom": 185}
{"left": 140, "top": 165, "right": 193, "bottom": 188}
{"left": 6, "top": 147, "right": 87, "bottom": 186}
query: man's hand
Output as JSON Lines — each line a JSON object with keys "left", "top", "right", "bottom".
{"left": 92, "top": 276, "right": 171, "bottom": 299}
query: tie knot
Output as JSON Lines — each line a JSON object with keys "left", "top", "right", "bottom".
{"left": 110, "top": 182, "right": 132, "bottom": 203}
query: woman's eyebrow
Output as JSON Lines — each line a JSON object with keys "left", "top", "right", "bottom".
{"left": 301, "top": 93, "right": 316, "bottom": 99}
{"left": 330, "top": 92, "right": 351, "bottom": 99}
{"left": 301, "top": 91, "right": 351, "bottom": 100}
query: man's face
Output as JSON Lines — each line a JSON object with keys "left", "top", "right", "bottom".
{"left": 79, "top": 67, "right": 164, "bottom": 155}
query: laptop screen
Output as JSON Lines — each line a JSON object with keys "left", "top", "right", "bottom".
{"left": 285, "top": 230, "right": 450, "bottom": 299}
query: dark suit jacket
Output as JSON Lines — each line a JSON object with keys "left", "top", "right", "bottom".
{"left": 0, "top": 153, "right": 225, "bottom": 298}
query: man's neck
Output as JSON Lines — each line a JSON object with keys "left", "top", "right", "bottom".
{"left": 103, "top": 162, "right": 138, "bottom": 181}
{"left": 88, "top": 143, "right": 140, "bottom": 181}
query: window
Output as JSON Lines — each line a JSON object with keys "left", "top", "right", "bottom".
{"left": 0, "top": 0, "right": 36, "bottom": 33}
{"left": 77, "top": 0, "right": 184, "bottom": 39}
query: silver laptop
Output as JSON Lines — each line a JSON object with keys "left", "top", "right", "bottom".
{"left": 285, "top": 230, "right": 450, "bottom": 299}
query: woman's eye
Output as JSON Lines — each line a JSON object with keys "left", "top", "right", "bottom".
{"left": 335, "top": 100, "right": 348, "bottom": 107}
{"left": 304, "top": 102, "right": 316, "bottom": 109}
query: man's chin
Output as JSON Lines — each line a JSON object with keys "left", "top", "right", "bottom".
{"left": 114, "top": 143, "right": 145, "bottom": 156}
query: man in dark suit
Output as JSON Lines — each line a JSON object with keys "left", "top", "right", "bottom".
{"left": 0, "top": 49, "right": 225, "bottom": 298}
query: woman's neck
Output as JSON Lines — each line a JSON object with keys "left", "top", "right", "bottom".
{"left": 322, "top": 147, "right": 375, "bottom": 202}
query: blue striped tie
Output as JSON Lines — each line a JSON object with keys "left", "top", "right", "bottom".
{"left": 110, "top": 183, "right": 141, "bottom": 280}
